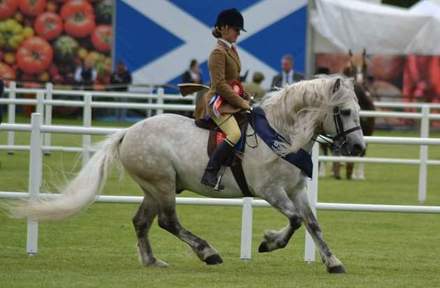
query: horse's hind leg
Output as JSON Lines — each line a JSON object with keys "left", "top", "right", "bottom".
{"left": 157, "top": 202, "right": 223, "bottom": 265}
{"left": 295, "top": 191, "right": 346, "bottom": 274}
{"left": 132, "top": 194, "right": 168, "bottom": 267}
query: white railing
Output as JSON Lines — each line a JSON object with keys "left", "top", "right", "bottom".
{"left": 373, "top": 102, "right": 440, "bottom": 109}
{"left": 0, "top": 113, "right": 440, "bottom": 261}
{"left": 2, "top": 82, "right": 440, "bottom": 202}
{"left": 2, "top": 81, "right": 196, "bottom": 154}
{"left": 3, "top": 81, "right": 440, "bottom": 152}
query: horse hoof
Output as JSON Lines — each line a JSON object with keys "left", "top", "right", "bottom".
{"left": 258, "top": 242, "right": 269, "bottom": 253}
{"left": 327, "top": 265, "right": 346, "bottom": 274}
{"left": 204, "top": 254, "right": 223, "bottom": 265}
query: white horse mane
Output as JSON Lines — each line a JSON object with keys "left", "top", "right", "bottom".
{"left": 260, "top": 76, "right": 357, "bottom": 154}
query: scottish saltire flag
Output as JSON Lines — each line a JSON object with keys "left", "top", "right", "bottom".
{"left": 115, "top": 0, "right": 307, "bottom": 90}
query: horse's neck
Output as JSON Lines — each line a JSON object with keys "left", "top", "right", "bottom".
{"left": 261, "top": 103, "right": 295, "bottom": 140}
{"left": 354, "top": 83, "right": 374, "bottom": 110}
{"left": 261, "top": 94, "right": 323, "bottom": 152}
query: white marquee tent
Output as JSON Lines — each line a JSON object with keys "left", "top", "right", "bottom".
{"left": 310, "top": 0, "right": 440, "bottom": 55}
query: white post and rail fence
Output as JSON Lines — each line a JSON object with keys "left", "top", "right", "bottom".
{"left": 1, "top": 82, "right": 440, "bottom": 203}
{"left": 1, "top": 113, "right": 440, "bottom": 261}
{"left": 2, "top": 82, "right": 195, "bottom": 155}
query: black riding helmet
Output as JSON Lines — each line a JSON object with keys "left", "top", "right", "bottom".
{"left": 215, "top": 8, "right": 246, "bottom": 32}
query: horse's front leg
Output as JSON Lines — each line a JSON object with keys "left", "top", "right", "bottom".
{"left": 258, "top": 186, "right": 302, "bottom": 253}
{"left": 295, "top": 191, "right": 346, "bottom": 273}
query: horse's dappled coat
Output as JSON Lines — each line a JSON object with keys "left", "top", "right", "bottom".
{"left": 6, "top": 77, "right": 365, "bottom": 273}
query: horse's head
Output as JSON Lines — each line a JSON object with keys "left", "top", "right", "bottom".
{"left": 261, "top": 77, "right": 365, "bottom": 156}
{"left": 344, "top": 49, "right": 368, "bottom": 85}
{"left": 321, "top": 78, "right": 366, "bottom": 156}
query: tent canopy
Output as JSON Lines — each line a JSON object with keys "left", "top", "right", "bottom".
{"left": 312, "top": 0, "right": 440, "bottom": 55}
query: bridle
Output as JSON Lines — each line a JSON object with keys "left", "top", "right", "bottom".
{"left": 318, "top": 106, "right": 362, "bottom": 154}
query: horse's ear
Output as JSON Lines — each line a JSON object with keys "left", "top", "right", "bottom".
{"left": 362, "top": 48, "right": 366, "bottom": 57}
{"left": 348, "top": 49, "right": 353, "bottom": 57}
{"left": 332, "top": 78, "right": 341, "bottom": 94}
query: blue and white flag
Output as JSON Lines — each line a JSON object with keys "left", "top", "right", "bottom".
{"left": 115, "top": 0, "right": 307, "bottom": 90}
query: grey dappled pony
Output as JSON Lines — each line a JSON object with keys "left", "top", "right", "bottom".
{"left": 10, "top": 77, "right": 365, "bottom": 273}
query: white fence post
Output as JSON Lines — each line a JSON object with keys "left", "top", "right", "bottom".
{"left": 44, "top": 83, "right": 53, "bottom": 153}
{"left": 82, "top": 93, "right": 92, "bottom": 166}
{"left": 157, "top": 88, "right": 164, "bottom": 115}
{"left": 418, "top": 105, "right": 430, "bottom": 203}
{"left": 240, "top": 197, "right": 253, "bottom": 260}
{"left": 36, "top": 92, "right": 44, "bottom": 155}
{"left": 36, "top": 91, "right": 44, "bottom": 117}
{"left": 146, "top": 97, "right": 152, "bottom": 118}
{"left": 27, "top": 113, "right": 42, "bottom": 255}
{"left": 7, "top": 81, "right": 16, "bottom": 154}
{"left": 305, "top": 142, "right": 319, "bottom": 262}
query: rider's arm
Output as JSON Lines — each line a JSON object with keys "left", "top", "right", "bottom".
{"left": 209, "top": 49, "right": 250, "bottom": 110}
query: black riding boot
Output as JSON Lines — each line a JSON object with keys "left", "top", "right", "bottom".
{"left": 201, "top": 140, "right": 235, "bottom": 190}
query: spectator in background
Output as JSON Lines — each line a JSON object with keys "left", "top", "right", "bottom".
{"left": 243, "top": 71, "right": 266, "bottom": 102}
{"left": 111, "top": 61, "right": 132, "bottom": 91}
{"left": 271, "top": 54, "right": 304, "bottom": 90}
{"left": 180, "top": 59, "right": 204, "bottom": 118}
{"left": 110, "top": 61, "right": 132, "bottom": 121}
{"left": 181, "top": 59, "right": 203, "bottom": 84}
{"left": 403, "top": 55, "right": 438, "bottom": 103}
{"left": 74, "top": 59, "right": 97, "bottom": 89}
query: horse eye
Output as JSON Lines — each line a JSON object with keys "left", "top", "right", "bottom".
{"left": 341, "top": 109, "right": 351, "bottom": 116}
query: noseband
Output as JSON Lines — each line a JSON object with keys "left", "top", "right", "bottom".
{"left": 319, "top": 107, "right": 362, "bottom": 153}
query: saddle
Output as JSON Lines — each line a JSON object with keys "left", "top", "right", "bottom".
{"left": 195, "top": 113, "right": 253, "bottom": 197}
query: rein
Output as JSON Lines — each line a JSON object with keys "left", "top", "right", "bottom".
{"left": 245, "top": 110, "right": 259, "bottom": 149}
{"left": 318, "top": 107, "right": 361, "bottom": 153}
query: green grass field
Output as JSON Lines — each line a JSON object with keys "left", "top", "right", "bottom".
{"left": 1, "top": 115, "right": 440, "bottom": 288}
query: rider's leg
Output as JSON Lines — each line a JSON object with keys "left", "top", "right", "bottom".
{"left": 214, "top": 114, "right": 241, "bottom": 144}
{"left": 201, "top": 114, "right": 241, "bottom": 189}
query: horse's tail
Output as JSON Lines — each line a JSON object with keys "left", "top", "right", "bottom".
{"left": 8, "top": 129, "right": 127, "bottom": 221}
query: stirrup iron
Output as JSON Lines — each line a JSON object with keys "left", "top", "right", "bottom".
{"left": 214, "top": 166, "right": 226, "bottom": 191}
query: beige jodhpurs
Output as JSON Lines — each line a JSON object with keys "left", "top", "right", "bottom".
{"left": 212, "top": 114, "right": 241, "bottom": 145}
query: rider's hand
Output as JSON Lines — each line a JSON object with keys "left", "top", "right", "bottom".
{"left": 242, "top": 100, "right": 251, "bottom": 111}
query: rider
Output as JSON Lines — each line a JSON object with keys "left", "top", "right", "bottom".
{"left": 196, "top": 8, "right": 252, "bottom": 189}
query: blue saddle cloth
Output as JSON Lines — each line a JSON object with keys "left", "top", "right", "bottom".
{"left": 249, "top": 106, "right": 313, "bottom": 178}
